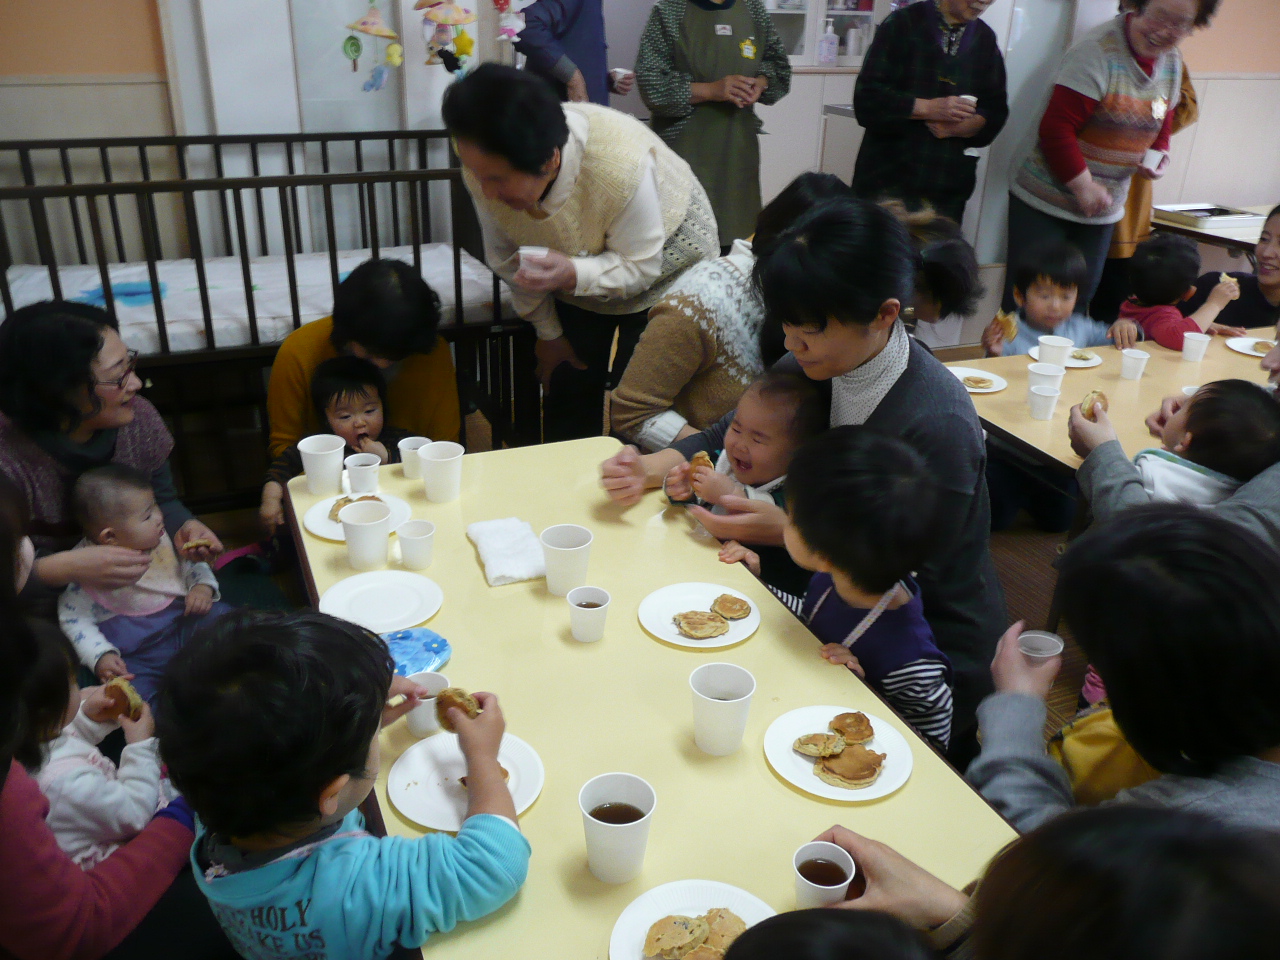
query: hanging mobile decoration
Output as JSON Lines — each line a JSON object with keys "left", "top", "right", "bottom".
{"left": 345, "top": 4, "right": 402, "bottom": 91}
{"left": 343, "top": 35, "right": 363, "bottom": 72}
{"left": 417, "top": 0, "right": 477, "bottom": 74}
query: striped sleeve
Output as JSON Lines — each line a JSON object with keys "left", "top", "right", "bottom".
{"left": 767, "top": 584, "right": 804, "bottom": 616}
{"left": 879, "top": 659, "right": 954, "bottom": 751}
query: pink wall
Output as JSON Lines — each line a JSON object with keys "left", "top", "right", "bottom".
{"left": 1181, "top": 0, "right": 1280, "bottom": 74}
{"left": 0, "top": 0, "right": 167, "bottom": 76}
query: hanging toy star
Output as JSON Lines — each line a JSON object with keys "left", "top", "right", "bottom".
{"left": 453, "top": 28, "right": 475, "bottom": 57}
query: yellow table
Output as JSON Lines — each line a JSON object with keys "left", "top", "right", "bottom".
{"left": 946, "top": 330, "right": 1274, "bottom": 472}
{"left": 286, "top": 437, "right": 1017, "bottom": 960}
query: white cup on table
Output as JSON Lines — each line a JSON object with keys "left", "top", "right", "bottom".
{"left": 339, "top": 499, "right": 392, "bottom": 570}
{"left": 1028, "top": 385, "right": 1060, "bottom": 421}
{"left": 1037, "top": 335, "right": 1074, "bottom": 367}
{"left": 566, "top": 586, "right": 610, "bottom": 643}
{"left": 689, "top": 662, "right": 755, "bottom": 756}
{"left": 1018, "top": 630, "right": 1065, "bottom": 661}
{"left": 398, "top": 437, "right": 431, "bottom": 479}
{"left": 298, "top": 434, "right": 345, "bottom": 496}
{"left": 578, "top": 772, "right": 656, "bottom": 884}
{"left": 1120, "top": 348, "right": 1150, "bottom": 380}
{"left": 344, "top": 453, "right": 381, "bottom": 494}
{"left": 404, "top": 671, "right": 450, "bottom": 737}
{"left": 541, "top": 524, "right": 593, "bottom": 597}
{"left": 397, "top": 519, "right": 435, "bottom": 570}
{"left": 420, "top": 441, "right": 464, "bottom": 503}
{"left": 1026, "top": 362, "right": 1065, "bottom": 399}
{"left": 1182, "top": 332, "right": 1211, "bottom": 362}
{"left": 793, "top": 840, "right": 856, "bottom": 908}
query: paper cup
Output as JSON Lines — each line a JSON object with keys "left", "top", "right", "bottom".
{"left": 1037, "top": 335, "right": 1074, "bottom": 368}
{"left": 541, "top": 524, "right": 593, "bottom": 597}
{"left": 397, "top": 519, "right": 435, "bottom": 570}
{"left": 1142, "top": 147, "right": 1164, "bottom": 172}
{"left": 404, "top": 671, "right": 450, "bottom": 737}
{"left": 959, "top": 94, "right": 978, "bottom": 105}
{"left": 420, "top": 441, "right": 464, "bottom": 503}
{"left": 1018, "top": 630, "right": 1065, "bottom": 660}
{"left": 1026, "top": 362, "right": 1065, "bottom": 398}
{"left": 579, "top": 773, "right": 656, "bottom": 884}
{"left": 344, "top": 453, "right": 381, "bottom": 494}
{"left": 518, "top": 245, "right": 549, "bottom": 270}
{"left": 1028, "top": 385, "right": 1060, "bottom": 421}
{"left": 1182, "top": 332, "right": 1211, "bottom": 362}
{"left": 610, "top": 67, "right": 630, "bottom": 81}
{"left": 793, "top": 840, "right": 856, "bottom": 909}
{"left": 1120, "top": 348, "right": 1150, "bottom": 380}
{"left": 398, "top": 437, "right": 431, "bottom": 478}
{"left": 689, "top": 663, "right": 755, "bottom": 756}
{"left": 1182, "top": 384, "right": 1200, "bottom": 397}
{"left": 339, "top": 499, "right": 392, "bottom": 570}
{"left": 298, "top": 434, "right": 345, "bottom": 496}
{"left": 567, "top": 586, "right": 610, "bottom": 643}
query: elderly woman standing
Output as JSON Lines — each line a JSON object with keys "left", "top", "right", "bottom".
{"left": 1003, "top": 0, "right": 1220, "bottom": 312}
{"left": 444, "top": 63, "right": 719, "bottom": 442}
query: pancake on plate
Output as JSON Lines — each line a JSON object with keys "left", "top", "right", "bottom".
{"left": 327, "top": 494, "right": 382, "bottom": 523}
{"left": 710, "top": 594, "right": 751, "bottom": 620}
{"left": 793, "top": 733, "right": 846, "bottom": 757}
{"left": 815, "top": 743, "right": 887, "bottom": 789}
{"left": 1255, "top": 340, "right": 1275, "bottom": 355}
{"left": 829, "top": 711, "right": 874, "bottom": 744}
{"left": 962, "top": 375, "right": 993, "bottom": 390}
{"left": 1071, "top": 350, "right": 1096, "bottom": 362}
{"left": 701, "top": 908, "right": 747, "bottom": 953}
{"left": 644, "top": 915, "right": 710, "bottom": 959}
{"left": 673, "top": 611, "right": 729, "bottom": 640}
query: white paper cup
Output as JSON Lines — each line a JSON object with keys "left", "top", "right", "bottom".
{"left": 298, "top": 434, "right": 345, "bottom": 496}
{"left": 567, "top": 586, "right": 610, "bottom": 643}
{"left": 397, "top": 519, "right": 435, "bottom": 570}
{"left": 579, "top": 773, "right": 656, "bottom": 884}
{"left": 1018, "top": 630, "right": 1065, "bottom": 660}
{"left": 398, "top": 437, "right": 431, "bottom": 478}
{"left": 1028, "top": 385, "right": 1060, "bottom": 421}
{"left": 541, "top": 524, "right": 593, "bottom": 597}
{"left": 1142, "top": 147, "right": 1164, "bottom": 172}
{"left": 1026, "top": 362, "right": 1066, "bottom": 398}
{"left": 689, "top": 663, "right": 755, "bottom": 756}
{"left": 959, "top": 94, "right": 978, "bottom": 105}
{"left": 793, "top": 840, "right": 856, "bottom": 909}
{"left": 518, "top": 245, "right": 549, "bottom": 270}
{"left": 1037, "top": 335, "right": 1074, "bottom": 368}
{"left": 420, "top": 441, "right": 464, "bottom": 503}
{"left": 339, "top": 499, "right": 392, "bottom": 570}
{"left": 404, "top": 671, "right": 450, "bottom": 737}
{"left": 344, "top": 453, "right": 381, "bottom": 494}
{"left": 1182, "top": 384, "right": 1200, "bottom": 397}
{"left": 1120, "top": 348, "right": 1150, "bottom": 380}
{"left": 610, "top": 67, "right": 630, "bottom": 81}
{"left": 1182, "top": 332, "right": 1211, "bottom": 362}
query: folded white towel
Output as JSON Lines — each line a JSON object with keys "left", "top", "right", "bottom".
{"left": 466, "top": 517, "right": 546, "bottom": 586}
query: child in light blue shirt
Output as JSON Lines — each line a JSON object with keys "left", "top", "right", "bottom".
{"left": 156, "top": 610, "right": 530, "bottom": 960}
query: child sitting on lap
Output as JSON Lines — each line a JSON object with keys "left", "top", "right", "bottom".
{"left": 58, "top": 464, "right": 231, "bottom": 705}
{"left": 17, "top": 622, "right": 168, "bottom": 869}
{"left": 1119, "top": 233, "right": 1248, "bottom": 350}
{"left": 260, "top": 356, "right": 416, "bottom": 535}
{"left": 155, "top": 609, "right": 530, "bottom": 960}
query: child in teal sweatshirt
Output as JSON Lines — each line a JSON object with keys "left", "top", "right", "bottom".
{"left": 155, "top": 609, "right": 530, "bottom": 960}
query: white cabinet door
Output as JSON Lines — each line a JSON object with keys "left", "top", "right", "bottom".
{"left": 757, "top": 73, "right": 826, "bottom": 202}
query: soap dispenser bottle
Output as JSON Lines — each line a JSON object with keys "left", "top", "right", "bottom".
{"left": 817, "top": 18, "right": 839, "bottom": 64}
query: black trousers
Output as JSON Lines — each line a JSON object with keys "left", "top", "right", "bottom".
{"left": 543, "top": 301, "right": 648, "bottom": 443}
{"left": 1003, "top": 194, "right": 1116, "bottom": 315}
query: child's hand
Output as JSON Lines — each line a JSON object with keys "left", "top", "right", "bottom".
{"left": 95, "top": 652, "right": 133, "bottom": 683}
{"left": 690, "top": 466, "right": 739, "bottom": 505}
{"left": 382, "top": 674, "right": 429, "bottom": 728}
{"left": 260, "top": 481, "right": 285, "bottom": 535}
{"left": 990, "top": 621, "right": 1060, "bottom": 700}
{"left": 718, "top": 540, "right": 761, "bottom": 576}
{"left": 1107, "top": 319, "right": 1140, "bottom": 349}
{"left": 1067, "top": 402, "right": 1118, "bottom": 459}
{"left": 663, "top": 462, "right": 694, "bottom": 502}
{"left": 1207, "top": 321, "right": 1247, "bottom": 338}
{"left": 819, "top": 644, "right": 866, "bottom": 678}
{"left": 1207, "top": 277, "right": 1241, "bottom": 307}
{"left": 120, "top": 701, "right": 156, "bottom": 743}
{"left": 185, "top": 584, "right": 214, "bottom": 617}
{"left": 981, "top": 317, "right": 1006, "bottom": 357}
{"left": 82, "top": 685, "right": 121, "bottom": 725}
{"left": 357, "top": 435, "right": 390, "bottom": 463}
{"left": 601, "top": 445, "right": 648, "bottom": 505}
{"left": 453, "top": 692, "right": 505, "bottom": 764}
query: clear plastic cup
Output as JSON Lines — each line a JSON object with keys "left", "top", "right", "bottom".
{"left": 1018, "top": 630, "right": 1065, "bottom": 660}
{"left": 1028, "top": 385, "right": 1060, "bottom": 421}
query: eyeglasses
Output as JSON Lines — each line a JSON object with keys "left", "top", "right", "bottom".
{"left": 92, "top": 349, "right": 139, "bottom": 390}
{"left": 1138, "top": 9, "right": 1195, "bottom": 35}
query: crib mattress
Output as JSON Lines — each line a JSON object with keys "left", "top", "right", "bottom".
{"left": 3, "top": 243, "right": 516, "bottom": 356}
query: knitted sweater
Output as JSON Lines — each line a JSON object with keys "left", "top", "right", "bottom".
{"left": 609, "top": 238, "right": 763, "bottom": 450}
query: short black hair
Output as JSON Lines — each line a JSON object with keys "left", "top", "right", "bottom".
{"left": 786, "top": 426, "right": 941, "bottom": 592}
{"left": 156, "top": 609, "right": 393, "bottom": 838}
{"left": 442, "top": 63, "right": 569, "bottom": 176}
{"left": 0, "top": 300, "right": 118, "bottom": 435}
{"left": 330, "top": 259, "right": 442, "bottom": 362}
{"left": 975, "top": 806, "right": 1280, "bottom": 960}
{"left": 725, "top": 909, "right": 935, "bottom": 960}
{"left": 755, "top": 197, "right": 915, "bottom": 331}
{"left": 1057, "top": 504, "right": 1280, "bottom": 776}
{"left": 753, "top": 172, "right": 852, "bottom": 255}
{"left": 1128, "top": 232, "right": 1200, "bottom": 306}
{"left": 0, "top": 473, "right": 38, "bottom": 775}
{"left": 14, "top": 620, "right": 77, "bottom": 771}
{"left": 310, "top": 355, "right": 389, "bottom": 430}
{"left": 1131, "top": 0, "right": 1221, "bottom": 27}
{"left": 744, "top": 370, "right": 828, "bottom": 444}
{"left": 71, "top": 463, "right": 153, "bottom": 535}
{"left": 1011, "top": 240, "right": 1088, "bottom": 296}
{"left": 919, "top": 237, "right": 984, "bottom": 318}
{"left": 1182, "top": 380, "right": 1280, "bottom": 481}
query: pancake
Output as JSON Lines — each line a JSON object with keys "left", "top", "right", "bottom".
{"left": 701, "top": 908, "right": 747, "bottom": 953}
{"left": 792, "top": 733, "right": 846, "bottom": 758}
{"left": 829, "top": 711, "right": 874, "bottom": 744}
{"left": 180, "top": 538, "right": 214, "bottom": 552}
{"left": 815, "top": 743, "right": 886, "bottom": 789}
{"left": 673, "top": 611, "right": 729, "bottom": 639}
{"left": 962, "top": 375, "right": 993, "bottom": 390}
{"left": 327, "top": 494, "right": 382, "bottom": 523}
{"left": 690, "top": 451, "right": 714, "bottom": 473}
{"left": 682, "top": 947, "right": 723, "bottom": 960}
{"left": 1220, "top": 271, "right": 1233, "bottom": 284}
{"left": 994, "top": 309, "right": 1018, "bottom": 342}
{"left": 1070, "top": 350, "right": 1096, "bottom": 362}
{"left": 435, "top": 688, "right": 480, "bottom": 732}
{"left": 1254, "top": 340, "right": 1275, "bottom": 355}
{"left": 710, "top": 594, "right": 751, "bottom": 621}
{"left": 103, "top": 677, "right": 145, "bottom": 722}
{"left": 1081, "top": 390, "right": 1108, "bottom": 422}
{"left": 644, "top": 915, "right": 710, "bottom": 959}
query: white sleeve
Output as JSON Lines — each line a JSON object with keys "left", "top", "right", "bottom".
{"left": 182, "top": 558, "right": 222, "bottom": 600}
{"left": 58, "top": 584, "right": 118, "bottom": 670}
{"left": 42, "top": 738, "right": 163, "bottom": 846}
{"left": 636, "top": 410, "right": 690, "bottom": 453}
{"left": 474, "top": 195, "right": 563, "bottom": 340}
{"left": 571, "top": 152, "right": 666, "bottom": 302}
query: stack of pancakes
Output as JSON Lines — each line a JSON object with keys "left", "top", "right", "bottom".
{"left": 672, "top": 594, "right": 751, "bottom": 639}
{"left": 644, "top": 908, "right": 746, "bottom": 960}
{"left": 792, "top": 711, "right": 885, "bottom": 789}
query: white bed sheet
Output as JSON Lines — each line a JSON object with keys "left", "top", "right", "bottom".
{"left": 3, "top": 243, "right": 516, "bottom": 356}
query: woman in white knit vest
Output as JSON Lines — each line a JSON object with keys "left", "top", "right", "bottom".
{"left": 443, "top": 64, "right": 720, "bottom": 442}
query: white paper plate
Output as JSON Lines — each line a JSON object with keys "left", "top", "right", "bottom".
{"left": 763, "top": 706, "right": 913, "bottom": 802}
{"left": 318, "top": 570, "right": 442, "bottom": 633}
{"left": 949, "top": 366, "right": 1008, "bottom": 394}
{"left": 637, "top": 583, "right": 760, "bottom": 649}
{"left": 1226, "top": 336, "right": 1276, "bottom": 358}
{"left": 609, "top": 880, "right": 775, "bottom": 960}
{"left": 1028, "top": 345, "right": 1103, "bottom": 367}
{"left": 387, "top": 732, "right": 544, "bottom": 832}
{"left": 303, "top": 493, "right": 413, "bottom": 542}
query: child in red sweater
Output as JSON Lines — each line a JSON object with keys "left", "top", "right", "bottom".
{"left": 1119, "top": 233, "right": 1247, "bottom": 350}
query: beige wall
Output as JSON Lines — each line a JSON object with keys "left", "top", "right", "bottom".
{"left": 1182, "top": 0, "right": 1280, "bottom": 75}
{"left": 0, "top": 0, "right": 167, "bottom": 77}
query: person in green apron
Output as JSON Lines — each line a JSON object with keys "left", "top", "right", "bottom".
{"left": 637, "top": 0, "right": 791, "bottom": 251}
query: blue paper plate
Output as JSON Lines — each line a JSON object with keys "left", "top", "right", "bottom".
{"left": 382, "top": 628, "right": 452, "bottom": 677}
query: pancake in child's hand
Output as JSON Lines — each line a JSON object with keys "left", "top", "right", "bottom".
{"left": 1080, "top": 390, "right": 1108, "bottom": 422}
{"left": 180, "top": 538, "right": 213, "bottom": 552}
{"left": 994, "top": 309, "right": 1018, "bottom": 342}
{"left": 459, "top": 765, "right": 509, "bottom": 789}
{"left": 710, "top": 594, "right": 751, "bottom": 620}
{"left": 103, "top": 677, "right": 145, "bottom": 722}
{"left": 673, "top": 610, "right": 729, "bottom": 639}
{"left": 690, "top": 451, "right": 714, "bottom": 473}
{"left": 814, "top": 743, "right": 886, "bottom": 789}
{"left": 1220, "top": 272, "right": 1233, "bottom": 284}
{"left": 701, "top": 908, "right": 747, "bottom": 953}
{"left": 829, "top": 711, "right": 874, "bottom": 744}
{"left": 793, "top": 732, "right": 846, "bottom": 757}
{"left": 435, "top": 688, "right": 481, "bottom": 732}
{"left": 962, "top": 375, "right": 994, "bottom": 390}
{"left": 327, "top": 494, "right": 383, "bottom": 523}
{"left": 644, "top": 915, "right": 710, "bottom": 959}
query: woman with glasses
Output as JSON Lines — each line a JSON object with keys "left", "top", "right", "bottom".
{"left": 1002, "top": 0, "right": 1221, "bottom": 314}
{"left": 0, "top": 301, "right": 222, "bottom": 607}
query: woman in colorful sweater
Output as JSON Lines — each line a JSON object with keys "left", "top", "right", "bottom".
{"left": 1003, "top": 0, "right": 1220, "bottom": 313}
